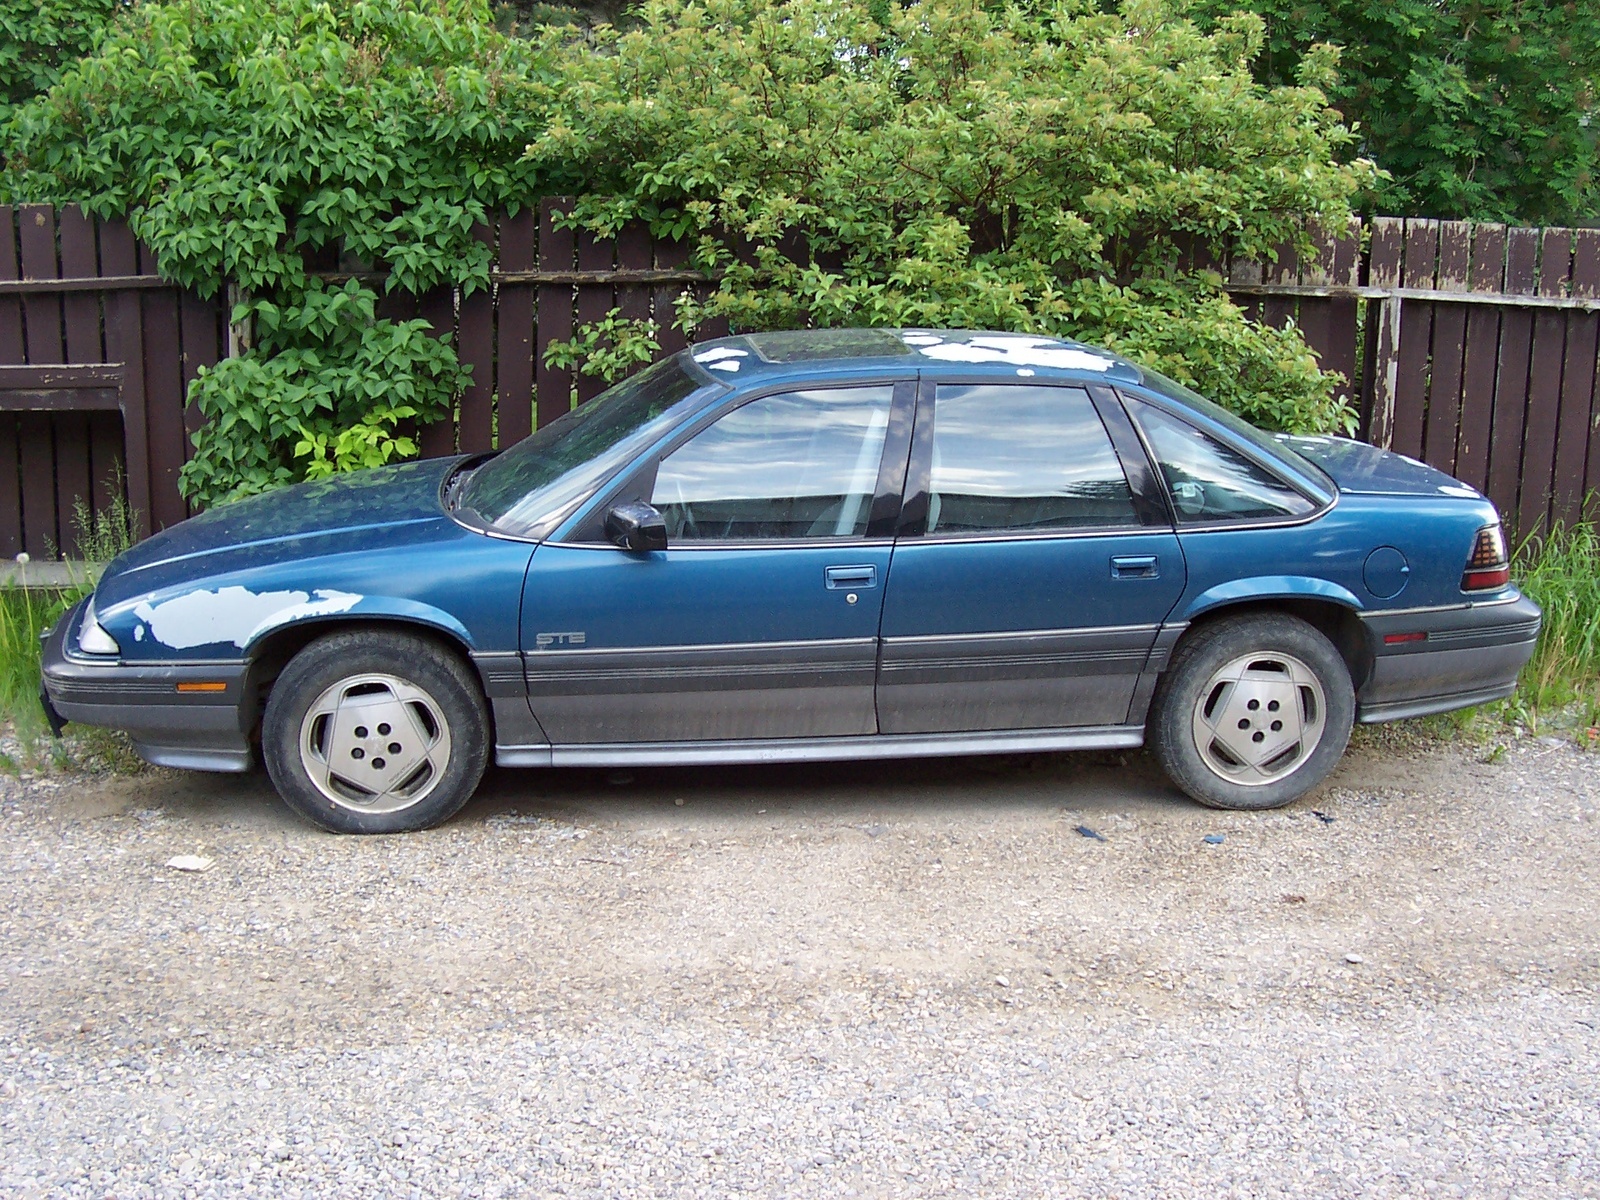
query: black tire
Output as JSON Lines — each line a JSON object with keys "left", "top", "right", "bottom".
{"left": 261, "top": 629, "right": 489, "bottom": 834}
{"left": 1149, "top": 613, "right": 1354, "bottom": 811}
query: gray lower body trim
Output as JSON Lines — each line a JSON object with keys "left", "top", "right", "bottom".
{"left": 496, "top": 724, "right": 1144, "bottom": 768}
{"left": 133, "top": 743, "right": 254, "bottom": 772}
{"left": 472, "top": 651, "right": 549, "bottom": 749}
{"left": 877, "top": 625, "right": 1159, "bottom": 733}
{"left": 525, "top": 637, "right": 879, "bottom": 743}
{"left": 1357, "top": 682, "right": 1519, "bottom": 724}
{"left": 40, "top": 604, "right": 257, "bottom": 771}
{"left": 1356, "top": 593, "right": 1540, "bottom": 721}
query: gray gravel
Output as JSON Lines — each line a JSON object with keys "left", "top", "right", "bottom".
{"left": 1, "top": 732, "right": 1597, "bottom": 1197}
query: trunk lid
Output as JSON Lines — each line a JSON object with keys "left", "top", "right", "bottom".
{"left": 1278, "top": 435, "right": 1481, "bottom": 498}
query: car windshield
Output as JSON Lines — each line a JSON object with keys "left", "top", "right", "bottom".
{"left": 457, "top": 356, "right": 710, "bottom": 537}
{"left": 1134, "top": 366, "right": 1334, "bottom": 500}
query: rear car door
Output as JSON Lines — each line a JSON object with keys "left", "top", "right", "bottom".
{"left": 877, "top": 381, "right": 1185, "bottom": 733}
{"left": 521, "top": 380, "right": 915, "bottom": 745}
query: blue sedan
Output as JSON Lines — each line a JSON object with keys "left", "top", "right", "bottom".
{"left": 41, "top": 330, "right": 1541, "bottom": 833}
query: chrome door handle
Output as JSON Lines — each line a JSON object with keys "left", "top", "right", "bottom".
{"left": 825, "top": 565, "right": 878, "bottom": 590}
{"left": 1111, "top": 555, "right": 1159, "bottom": 579}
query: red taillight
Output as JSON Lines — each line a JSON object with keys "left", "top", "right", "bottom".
{"left": 1462, "top": 523, "right": 1510, "bottom": 591}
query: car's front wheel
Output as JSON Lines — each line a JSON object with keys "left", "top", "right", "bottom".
{"left": 262, "top": 630, "right": 489, "bottom": 834}
{"left": 1150, "top": 613, "right": 1354, "bottom": 811}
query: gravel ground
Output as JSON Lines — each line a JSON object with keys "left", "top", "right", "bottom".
{"left": 1, "top": 732, "right": 1597, "bottom": 1198}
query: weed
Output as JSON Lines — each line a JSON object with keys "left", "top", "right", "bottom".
{"left": 1511, "top": 523, "right": 1600, "bottom": 730}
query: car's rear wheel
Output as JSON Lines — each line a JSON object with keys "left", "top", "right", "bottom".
{"left": 262, "top": 630, "right": 489, "bottom": 833}
{"left": 1150, "top": 613, "right": 1353, "bottom": 811}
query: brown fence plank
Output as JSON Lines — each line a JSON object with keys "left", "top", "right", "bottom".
{"left": 653, "top": 235, "right": 691, "bottom": 358}
{"left": 1455, "top": 225, "right": 1506, "bottom": 495}
{"left": 1363, "top": 217, "right": 1405, "bottom": 444}
{"left": 1295, "top": 225, "right": 1334, "bottom": 392}
{"left": 1554, "top": 229, "right": 1600, "bottom": 528}
{"left": 456, "top": 220, "right": 497, "bottom": 454}
{"left": 55, "top": 207, "right": 103, "bottom": 556}
{"left": 0, "top": 209, "right": 22, "bottom": 556}
{"left": 616, "top": 220, "right": 654, "bottom": 372}
{"left": 101, "top": 221, "right": 150, "bottom": 539}
{"left": 1322, "top": 219, "right": 1361, "bottom": 408}
{"left": 496, "top": 207, "right": 537, "bottom": 447}
{"left": 1488, "top": 228, "right": 1540, "bottom": 527}
{"left": 1423, "top": 221, "right": 1471, "bottom": 475}
{"left": 536, "top": 198, "right": 575, "bottom": 428}
{"left": 16, "top": 413, "right": 56, "bottom": 557}
{"left": 574, "top": 227, "right": 614, "bottom": 407}
{"left": 137, "top": 242, "right": 189, "bottom": 533}
{"left": 17, "top": 206, "right": 63, "bottom": 555}
{"left": 1261, "top": 240, "right": 1298, "bottom": 333}
{"left": 1518, "top": 229, "right": 1574, "bottom": 533}
{"left": 417, "top": 287, "right": 456, "bottom": 458}
{"left": 1391, "top": 220, "right": 1439, "bottom": 458}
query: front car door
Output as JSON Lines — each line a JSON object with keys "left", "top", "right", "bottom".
{"left": 877, "top": 380, "right": 1185, "bottom": 734}
{"left": 521, "top": 379, "right": 915, "bottom": 745}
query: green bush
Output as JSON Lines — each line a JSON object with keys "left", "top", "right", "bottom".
{"left": 3, "top": 0, "right": 1374, "bottom": 505}
{"left": 0, "top": 0, "right": 119, "bottom": 124}
{"left": 529, "top": 0, "right": 1374, "bottom": 432}
{"left": 1187, "top": 0, "right": 1600, "bottom": 227}
{"left": 2, "top": 0, "right": 553, "bottom": 505}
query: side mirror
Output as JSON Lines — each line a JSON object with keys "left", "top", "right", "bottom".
{"left": 604, "top": 501, "right": 668, "bottom": 552}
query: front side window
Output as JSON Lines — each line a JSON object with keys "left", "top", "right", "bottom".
{"left": 459, "top": 355, "right": 707, "bottom": 536}
{"left": 1126, "top": 397, "right": 1316, "bottom": 523}
{"left": 926, "top": 385, "right": 1138, "bottom": 534}
{"left": 651, "top": 385, "right": 894, "bottom": 541}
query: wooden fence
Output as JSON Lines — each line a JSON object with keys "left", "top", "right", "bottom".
{"left": 2, "top": 203, "right": 1599, "bottom": 559}
{"left": 1229, "top": 217, "right": 1600, "bottom": 539}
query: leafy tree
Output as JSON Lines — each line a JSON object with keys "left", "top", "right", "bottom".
{"left": 1186, "top": 0, "right": 1600, "bottom": 224}
{"left": 0, "top": 0, "right": 120, "bottom": 124}
{"left": 530, "top": 0, "right": 1375, "bottom": 432}
{"left": 2, "top": 0, "right": 555, "bottom": 505}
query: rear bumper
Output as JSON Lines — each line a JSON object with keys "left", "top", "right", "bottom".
{"left": 39, "top": 598, "right": 255, "bottom": 771}
{"left": 1356, "top": 593, "right": 1541, "bottom": 722}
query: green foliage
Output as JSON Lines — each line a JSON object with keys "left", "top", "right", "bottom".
{"left": 1513, "top": 523, "right": 1600, "bottom": 730}
{"left": 0, "top": 0, "right": 119, "bottom": 122}
{"left": 67, "top": 490, "right": 139, "bottom": 565}
{"left": 543, "top": 309, "right": 662, "bottom": 388}
{"left": 530, "top": 0, "right": 1373, "bottom": 431}
{"left": 2, "top": 0, "right": 553, "bottom": 505}
{"left": 1186, "top": 0, "right": 1600, "bottom": 225}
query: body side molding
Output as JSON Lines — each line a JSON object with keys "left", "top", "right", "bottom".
{"left": 495, "top": 724, "right": 1145, "bottom": 768}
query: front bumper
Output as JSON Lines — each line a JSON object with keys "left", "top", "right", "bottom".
{"left": 39, "top": 598, "right": 255, "bottom": 772}
{"left": 1356, "top": 592, "right": 1542, "bottom": 722}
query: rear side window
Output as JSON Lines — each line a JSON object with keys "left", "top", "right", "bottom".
{"left": 1126, "top": 398, "right": 1316, "bottom": 523}
{"left": 927, "top": 385, "right": 1138, "bottom": 533}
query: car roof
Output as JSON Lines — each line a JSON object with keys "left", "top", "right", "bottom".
{"left": 683, "top": 328, "right": 1147, "bottom": 388}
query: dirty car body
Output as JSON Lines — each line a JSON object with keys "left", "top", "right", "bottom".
{"left": 41, "top": 329, "right": 1540, "bottom": 831}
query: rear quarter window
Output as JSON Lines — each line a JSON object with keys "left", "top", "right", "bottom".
{"left": 1126, "top": 397, "right": 1317, "bottom": 523}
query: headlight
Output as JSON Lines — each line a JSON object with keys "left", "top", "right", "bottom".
{"left": 77, "top": 597, "right": 121, "bottom": 656}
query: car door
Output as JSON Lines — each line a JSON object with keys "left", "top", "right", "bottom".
{"left": 877, "top": 380, "right": 1185, "bottom": 734}
{"left": 521, "top": 379, "right": 915, "bottom": 745}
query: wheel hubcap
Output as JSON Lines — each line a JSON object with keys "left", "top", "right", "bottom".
{"left": 299, "top": 673, "right": 452, "bottom": 815}
{"left": 1190, "top": 651, "right": 1326, "bottom": 787}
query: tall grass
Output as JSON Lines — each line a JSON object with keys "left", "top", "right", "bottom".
{"left": 0, "top": 587, "right": 81, "bottom": 740}
{"left": 1513, "top": 523, "right": 1600, "bottom": 728}
{"left": 0, "top": 494, "right": 136, "bottom": 743}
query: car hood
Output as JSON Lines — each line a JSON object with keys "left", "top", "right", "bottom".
{"left": 1278, "top": 436, "right": 1481, "bottom": 498}
{"left": 97, "top": 457, "right": 463, "bottom": 606}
